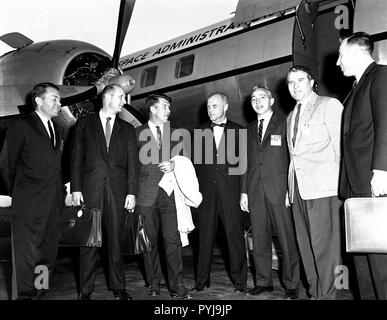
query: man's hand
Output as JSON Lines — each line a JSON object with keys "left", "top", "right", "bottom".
{"left": 285, "top": 191, "right": 291, "bottom": 208}
{"left": 240, "top": 193, "right": 249, "bottom": 213}
{"left": 158, "top": 160, "right": 175, "bottom": 174}
{"left": 125, "top": 194, "right": 136, "bottom": 212}
{"left": 371, "top": 170, "right": 387, "bottom": 196}
{"left": 72, "top": 191, "right": 84, "bottom": 206}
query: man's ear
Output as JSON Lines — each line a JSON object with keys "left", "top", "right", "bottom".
{"left": 270, "top": 98, "right": 275, "bottom": 107}
{"left": 35, "top": 97, "right": 42, "bottom": 107}
{"left": 224, "top": 103, "right": 229, "bottom": 112}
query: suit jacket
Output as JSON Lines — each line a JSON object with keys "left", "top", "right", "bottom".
{"left": 340, "top": 62, "right": 387, "bottom": 197}
{"left": 287, "top": 92, "right": 343, "bottom": 201}
{"left": 6, "top": 112, "right": 64, "bottom": 217}
{"left": 194, "top": 120, "right": 243, "bottom": 205}
{"left": 70, "top": 113, "right": 138, "bottom": 208}
{"left": 241, "top": 110, "right": 288, "bottom": 205}
{"left": 135, "top": 122, "right": 182, "bottom": 206}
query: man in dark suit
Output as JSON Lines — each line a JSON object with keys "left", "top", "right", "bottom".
{"left": 240, "top": 85, "right": 300, "bottom": 299}
{"left": 6, "top": 82, "right": 64, "bottom": 299}
{"left": 337, "top": 32, "right": 387, "bottom": 300}
{"left": 193, "top": 92, "right": 247, "bottom": 293}
{"left": 135, "top": 93, "right": 191, "bottom": 299}
{"left": 71, "top": 84, "right": 137, "bottom": 300}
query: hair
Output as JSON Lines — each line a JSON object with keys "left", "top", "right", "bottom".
{"left": 251, "top": 84, "right": 272, "bottom": 98}
{"left": 31, "top": 82, "right": 59, "bottom": 109}
{"left": 287, "top": 65, "right": 318, "bottom": 92}
{"left": 342, "top": 31, "right": 374, "bottom": 55}
{"left": 101, "top": 84, "right": 122, "bottom": 101}
{"left": 144, "top": 93, "right": 172, "bottom": 114}
{"left": 207, "top": 92, "right": 229, "bottom": 105}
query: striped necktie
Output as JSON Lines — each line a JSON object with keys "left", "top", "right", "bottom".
{"left": 258, "top": 119, "right": 264, "bottom": 144}
{"left": 156, "top": 125, "right": 162, "bottom": 149}
{"left": 48, "top": 120, "right": 55, "bottom": 147}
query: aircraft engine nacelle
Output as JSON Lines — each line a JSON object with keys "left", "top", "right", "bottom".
{"left": 0, "top": 39, "right": 112, "bottom": 117}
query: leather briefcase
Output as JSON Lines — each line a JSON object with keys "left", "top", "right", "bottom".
{"left": 59, "top": 205, "right": 102, "bottom": 247}
{"left": 344, "top": 197, "right": 387, "bottom": 253}
{"left": 123, "top": 211, "right": 151, "bottom": 255}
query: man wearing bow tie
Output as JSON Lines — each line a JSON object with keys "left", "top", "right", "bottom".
{"left": 193, "top": 92, "right": 247, "bottom": 293}
{"left": 286, "top": 65, "right": 343, "bottom": 300}
{"left": 5, "top": 82, "right": 64, "bottom": 299}
{"left": 240, "top": 85, "right": 300, "bottom": 299}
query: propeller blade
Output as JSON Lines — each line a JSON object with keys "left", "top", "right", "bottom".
{"left": 112, "top": 0, "right": 136, "bottom": 68}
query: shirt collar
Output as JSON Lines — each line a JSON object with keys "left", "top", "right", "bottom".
{"left": 99, "top": 109, "right": 116, "bottom": 122}
{"left": 148, "top": 120, "right": 164, "bottom": 132}
{"left": 257, "top": 109, "right": 273, "bottom": 122}
{"left": 296, "top": 91, "right": 314, "bottom": 110}
{"left": 212, "top": 118, "right": 227, "bottom": 125}
{"left": 35, "top": 110, "right": 51, "bottom": 124}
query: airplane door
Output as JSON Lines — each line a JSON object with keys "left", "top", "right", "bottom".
{"left": 292, "top": 0, "right": 319, "bottom": 82}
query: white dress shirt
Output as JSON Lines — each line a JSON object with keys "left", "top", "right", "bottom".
{"left": 99, "top": 110, "right": 116, "bottom": 135}
{"left": 257, "top": 109, "right": 273, "bottom": 141}
{"left": 212, "top": 119, "right": 227, "bottom": 150}
{"left": 290, "top": 92, "right": 314, "bottom": 143}
{"left": 148, "top": 120, "right": 164, "bottom": 142}
{"left": 35, "top": 111, "right": 55, "bottom": 144}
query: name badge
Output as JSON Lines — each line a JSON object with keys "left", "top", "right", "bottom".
{"left": 271, "top": 135, "right": 281, "bottom": 146}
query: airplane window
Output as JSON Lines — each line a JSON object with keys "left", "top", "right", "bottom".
{"left": 141, "top": 66, "right": 157, "bottom": 87}
{"left": 175, "top": 55, "right": 195, "bottom": 78}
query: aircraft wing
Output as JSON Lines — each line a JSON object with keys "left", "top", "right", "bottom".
{"left": 234, "top": 0, "right": 303, "bottom": 24}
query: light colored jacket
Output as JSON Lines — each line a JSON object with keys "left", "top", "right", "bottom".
{"left": 287, "top": 92, "right": 343, "bottom": 201}
{"left": 158, "top": 155, "right": 202, "bottom": 246}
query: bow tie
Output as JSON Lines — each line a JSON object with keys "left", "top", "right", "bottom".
{"left": 211, "top": 122, "right": 225, "bottom": 128}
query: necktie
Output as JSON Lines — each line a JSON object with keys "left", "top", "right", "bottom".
{"left": 343, "top": 81, "right": 358, "bottom": 105}
{"left": 258, "top": 119, "right": 264, "bottom": 144}
{"left": 156, "top": 125, "right": 162, "bottom": 149}
{"left": 292, "top": 103, "right": 301, "bottom": 147}
{"left": 105, "top": 117, "right": 112, "bottom": 152}
{"left": 48, "top": 120, "right": 55, "bottom": 147}
{"left": 211, "top": 122, "right": 225, "bottom": 128}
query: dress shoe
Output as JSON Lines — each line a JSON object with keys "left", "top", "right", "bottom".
{"left": 113, "top": 289, "right": 132, "bottom": 300}
{"left": 285, "top": 288, "right": 299, "bottom": 300}
{"left": 245, "top": 285, "right": 274, "bottom": 296}
{"left": 148, "top": 285, "right": 160, "bottom": 296}
{"left": 78, "top": 292, "right": 92, "bottom": 300}
{"left": 234, "top": 284, "right": 247, "bottom": 293}
{"left": 191, "top": 282, "right": 209, "bottom": 292}
{"left": 170, "top": 285, "right": 192, "bottom": 299}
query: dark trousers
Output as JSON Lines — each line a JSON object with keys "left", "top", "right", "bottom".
{"left": 250, "top": 182, "right": 300, "bottom": 289}
{"left": 348, "top": 191, "right": 387, "bottom": 300}
{"left": 80, "top": 186, "right": 125, "bottom": 293}
{"left": 11, "top": 204, "right": 60, "bottom": 299}
{"left": 196, "top": 188, "right": 247, "bottom": 287}
{"left": 292, "top": 178, "right": 342, "bottom": 299}
{"left": 138, "top": 188, "right": 183, "bottom": 291}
